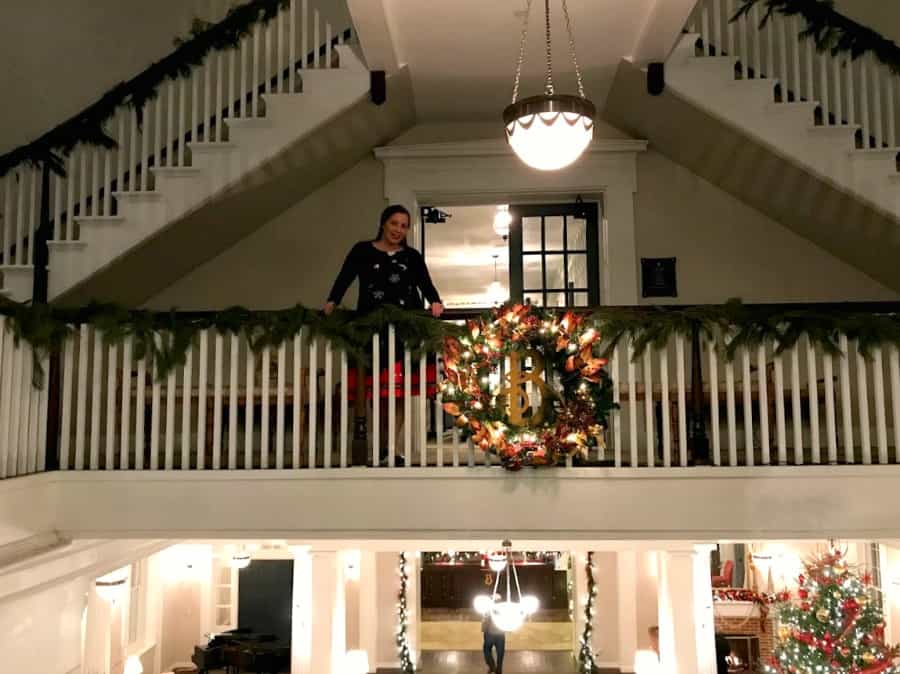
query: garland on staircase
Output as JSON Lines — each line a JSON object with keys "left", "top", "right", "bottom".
{"left": 397, "top": 552, "right": 414, "bottom": 673}
{"left": 1, "top": 296, "right": 900, "bottom": 386}
{"left": 734, "top": 0, "right": 900, "bottom": 76}
{"left": 578, "top": 552, "right": 598, "bottom": 673}
{"left": 0, "top": 0, "right": 294, "bottom": 178}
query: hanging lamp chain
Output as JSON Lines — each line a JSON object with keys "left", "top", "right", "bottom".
{"left": 560, "top": 0, "right": 586, "bottom": 99}
{"left": 511, "top": 0, "right": 534, "bottom": 104}
{"left": 543, "top": 0, "right": 555, "bottom": 96}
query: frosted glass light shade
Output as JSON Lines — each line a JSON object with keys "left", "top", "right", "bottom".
{"left": 504, "top": 95, "right": 595, "bottom": 171}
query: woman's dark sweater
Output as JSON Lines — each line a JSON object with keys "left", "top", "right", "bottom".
{"left": 327, "top": 241, "right": 442, "bottom": 313}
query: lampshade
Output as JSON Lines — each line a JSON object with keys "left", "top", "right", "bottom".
{"left": 344, "top": 650, "right": 370, "bottom": 674}
{"left": 486, "top": 281, "right": 508, "bottom": 305}
{"left": 493, "top": 205, "right": 512, "bottom": 238}
{"left": 230, "top": 553, "right": 251, "bottom": 570}
{"left": 473, "top": 594, "right": 493, "bottom": 615}
{"left": 95, "top": 568, "right": 129, "bottom": 603}
{"left": 491, "top": 601, "right": 526, "bottom": 632}
{"left": 634, "top": 649, "right": 662, "bottom": 674}
{"left": 488, "top": 553, "right": 507, "bottom": 573}
{"left": 124, "top": 655, "right": 144, "bottom": 674}
{"left": 504, "top": 95, "right": 594, "bottom": 171}
{"left": 521, "top": 594, "right": 540, "bottom": 615}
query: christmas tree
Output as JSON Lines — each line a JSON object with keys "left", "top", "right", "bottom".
{"left": 764, "top": 549, "right": 900, "bottom": 674}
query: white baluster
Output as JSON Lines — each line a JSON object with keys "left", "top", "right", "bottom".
{"left": 725, "top": 358, "right": 737, "bottom": 466}
{"left": 660, "top": 347, "right": 671, "bottom": 468}
{"left": 300, "top": 0, "right": 308, "bottom": 71}
{"left": 373, "top": 332, "right": 380, "bottom": 467}
{"left": 213, "top": 332, "right": 224, "bottom": 470}
{"left": 290, "top": 0, "right": 297, "bottom": 89}
{"left": 839, "top": 334, "right": 854, "bottom": 463}
{"left": 887, "top": 72, "right": 897, "bottom": 148}
{"left": 0, "top": 319, "right": 10, "bottom": 477}
{"left": 217, "top": 51, "right": 225, "bottom": 141}
{"left": 150, "top": 347, "right": 162, "bottom": 469}
{"left": 261, "top": 346, "right": 271, "bottom": 468}
{"left": 181, "top": 344, "right": 193, "bottom": 469}
{"left": 228, "top": 334, "right": 239, "bottom": 468}
{"left": 833, "top": 56, "right": 843, "bottom": 125}
{"left": 265, "top": 20, "right": 273, "bottom": 95}
{"left": 204, "top": 57, "right": 212, "bottom": 142}
{"left": 806, "top": 339, "right": 820, "bottom": 464}
{"left": 873, "top": 62, "right": 883, "bottom": 148}
{"left": 738, "top": 4, "right": 747, "bottom": 76}
{"left": 3, "top": 174, "right": 12, "bottom": 256}
{"left": 135, "top": 350, "right": 146, "bottom": 470}
{"left": 240, "top": 38, "right": 248, "bottom": 117}
{"left": 790, "top": 345, "right": 802, "bottom": 464}
{"left": 674, "top": 337, "right": 687, "bottom": 467}
{"left": 164, "top": 359, "right": 177, "bottom": 470}
{"left": 252, "top": 25, "right": 260, "bottom": 116}
{"left": 627, "top": 340, "right": 637, "bottom": 466}
{"left": 751, "top": 4, "right": 761, "bottom": 77}
{"left": 245, "top": 345, "right": 255, "bottom": 468}
{"left": 435, "top": 352, "right": 444, "bottom": 467}
{"left": 90, "top": 148, "right": 100, "bottom": 216}
{"left": 388, "top": 328, "right": 396, "bottom": 467}
{"left": 36, "top": 353, "right": 49, "bottom": 472}
{"left": 326, "top": 22, "right": 332, "bottom": 68}
{"left": 748, "top": 346, "right": 765, "bottom": 467}
{"left": 727, "top": 0, "right": 735, "bottom": 57}
{"left": 105, "top": 343, "right": 117, "bottom": 469}
{"left": 791, "top": 17, "right": 802, "bottom": 102}
{"left": 847, "top": 57, "right": 856, "bottom": 127}
{"left": 765, "top": 11, "right": 774, "bottom": 79}
{"left": 340, "top": 349, "right": 348, "bottom": 468}
{"left": 16, "top": 348, "right": 31, "bottom": 475}
{"left": 177, "top": 79, "right": 186, "bottom": 166}
{"left": 292, "top": 332, "right": 302, "bottom": 468}
{"left": 60, "top": 332, "right": 75, "bottom": 470}
{"left": 308, "top": 337, "right": 317, "bottom": 468}
{"left": 611, "top": 345, "right": 622, "bottom": 467}
{"left": 742, "top": 348, "right": 754, "bottom": 466}
{"left": 701, "top": 3, "right": 710, "bottom": 56}
{"left": 713, "top": 0, "right": 723, "bottom": 58}
{"left": 166, "top": 81, "right": 176, "bottom": 167}
{"left": 819, "top": 51, "right": 830, "bottom": 125}
{"left": 141, "top": 104, "right": 150, "bottom": 189}
{"left": 861, "top": 53, "right": 871, "bottom": 147}
{"left": 313, "top": 10, "right": 320, "bottom": 68}
{"left": 197, "top": 331, "right": 208, "bottom": 470}
{"left": 278, "top": 8, "right": 286, "bottom": 92}
{"left": 75, "top": 324, "right": 89, "bottom": 470}
{"left": 776, "top": 14, "right": 788, "bottom": 93}
{"left": 116, "top": 112, "right": 125, "bottom": 205}
{"left": 404, "top": 349, "right": 412, "bottom": 467}
{"left": 90, "top": 328, "right": 103, "bottom": 470}
{"left": 154, "top": 96, "right": 163, "bottom": 179}
{"left": 64, "top": 153, "right": 74, "bottom": 238}
{"left": 277, "top": 341, "right": 287, "bottom": 469}
{"left": 856, "top": 344, "right": 872, "bottom": 464}
{"left": 822, "top": 351, "right": 837, "bottom": 464}
{"left": 323, "top": 342, "right": 332, "bottom": 468}
{"left": 419, "top": 351, "right": 427, "bottom": 467}
{"left": 190, "top": 69, "right": 199, "bottom": 149}
{"left": 643, "top": 349, "right": 654, "bottom": 467}
{"left": 15, "top": 168, "right": 25, "bottom": 262}
{"left": 873, "top": 347, "right": 888, "bottom": 464}
{"left": 28, "top": 167, "right": 37, "bottom": 262}
{"left": 773, "top": 353, "right": 787, "bottom": 464}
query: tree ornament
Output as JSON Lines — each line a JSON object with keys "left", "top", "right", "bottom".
{"left": 816, "top": 608, "right": 831, "bottom": 622}
{"left": 862, "top": 652, "right": 876, "bottom": 664}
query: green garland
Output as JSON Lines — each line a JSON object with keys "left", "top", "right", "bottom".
{"left": 734, "top": 0, "right": 900, "bottom": 76}
{"left": 0, "top": 0, "right": 293, "bottom": 178}
{"left": 397, "top": 552, "right": 414, "bottom": 673}
{"left": 578, "top": 552, "right": 597, "bottom": 673}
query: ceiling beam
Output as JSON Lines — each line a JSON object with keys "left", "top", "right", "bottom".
{"left": 630, "top": 0, "right": 699, "bottom": 66}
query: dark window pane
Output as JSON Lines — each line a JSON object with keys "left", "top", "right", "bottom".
{"left": 567, "top": 218, "right": 587, "bottom": 250}
{"left": 572, "top": 292, "right": 589, "bottom": 307}
{"left": 545, "top": 292, "right": 566, "bottom": 308}
{"left": 523, "top": 256, "right": 543, "bottom": 289}
{"left": 545, "top": 216, "right": 564, "bottom": 250}
{"left": 567, "top": 253, "right": 588, "bottom": 288}
{"left": 524, "top": 292, "right": 543, "bottom": 306}
{"left": 523, "top": 217, "right": 542, "bottom": 252}
{"left": 545, "top": 254, "right": 565, "bottom": 289}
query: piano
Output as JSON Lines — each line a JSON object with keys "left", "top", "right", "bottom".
{"left": 192, "top": 629, "right": 290, "bottom": 674}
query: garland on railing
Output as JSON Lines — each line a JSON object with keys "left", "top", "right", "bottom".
{"left": 578, "top": 552, "right": 598, "bottom": 673}
{"left": 2, "top": 296, "right": 900, "bottom": 387}
{"left": 397, "top": 552, "right": 414, "bottom": 673}
{"left": 734, "top": 0, "right": 900, "bottom": 76}
{"left": 713, "top": 587, "right": 789, "bottom": 628}
{"left": 0, "top": 0, "right": 293, "bottom": 178}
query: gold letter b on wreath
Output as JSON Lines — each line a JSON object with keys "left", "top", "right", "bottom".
{"left": 499, "top": 349, "right": 550, "bottom": 426}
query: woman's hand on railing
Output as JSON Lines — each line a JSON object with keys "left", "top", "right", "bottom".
{"left": 431, "top": 302, "right": 444, "bottom": 318}
{"left": 323, "top": 301, "right": 336, "bottom": 316}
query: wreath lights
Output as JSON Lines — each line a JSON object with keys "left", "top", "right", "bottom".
{"left": 440, "top": 303, "right": 615, "bottom": 470}
{"left": 397, "top": 552, "right": 414, "bottom": 673}
{"left": 578, "top": 552, "right": 598, "bottom": 672}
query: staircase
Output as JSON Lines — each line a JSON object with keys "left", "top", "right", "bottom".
{"left": 0, "top": 1, "right": 375, "bottom": 304}
{"left": 605, "top": 0, "right": 900, "bottom": 292}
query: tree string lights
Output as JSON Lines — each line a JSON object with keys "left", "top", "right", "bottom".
{"left": 397, "top": 552, "right": 414, "bottom": 673}
{"left": 578, "top": 552, "right": 597, "bottom": 673}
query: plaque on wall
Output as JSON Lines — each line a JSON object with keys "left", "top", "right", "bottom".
{"left": 641, "top": 257, "right": 677, "bottom": 297}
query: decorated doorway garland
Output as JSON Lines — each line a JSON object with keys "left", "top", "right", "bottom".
{"left": 440, "top": 303, "right": 616, "bottom": 470}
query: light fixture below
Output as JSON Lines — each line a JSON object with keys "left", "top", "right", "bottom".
{"left": 486, "top": 255, "right": 508, "bottom": 305}
{"left": 95, "top": 567, "right": 129, "bottom": 603}
{"left": 473, "top": 540, "right": 539, "bottom": 632}
{"left": 493, "top": 205, "right": 512, "bottom": 239}
{"left": 231, "top": 551, "right": 252, "bottom": 570}
{"left": 503, "top": 0, "right": 595, "bottom": 171}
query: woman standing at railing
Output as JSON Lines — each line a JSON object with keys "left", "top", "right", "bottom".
{"left": 324, "top": 205, "right": 444, "bottom": 465}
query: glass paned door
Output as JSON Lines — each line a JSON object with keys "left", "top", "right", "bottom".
{"left": 509, "top": 202, "right": 600, "bottom": 307}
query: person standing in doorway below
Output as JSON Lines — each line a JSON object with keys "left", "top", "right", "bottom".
{"left": 482, "top": 600, "right": 506, "bottom": 674}
{"left": 324, "top": 205, "right": 443, "bottom": 465}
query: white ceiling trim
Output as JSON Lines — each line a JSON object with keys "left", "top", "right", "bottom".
{"left": 375, "top": 138, "right": 648, "bottom": 160}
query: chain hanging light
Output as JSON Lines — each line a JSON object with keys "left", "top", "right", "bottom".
{"left": 473, "top": 540, "right": 540, "bottom": 632}
{"left": 504, "top": 0, "right": 595, "bottom": 171}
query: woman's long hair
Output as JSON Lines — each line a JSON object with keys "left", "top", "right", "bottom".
{"left": 375, "top": 204, "right": 411, "bottom": 243}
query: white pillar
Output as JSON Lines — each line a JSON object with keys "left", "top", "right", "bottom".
{"left": 82, "top": 586, "right": 112, "bottom": 674}
{"left": 572, "top": 550, "right": 591, "bottom": 663}
{"left": 657, "top": 546, "right": 716, "bottom": 674}
{"left": 291, "top": 547, "right": 312, "bottom": 674}
{"left": 359, "top": 551, "right": 378, "bottom": 673}
{"left": 291, "top": 548, "right": 347, "bottom": 674}
{"left": 617, "top": 550, "right": 639, "bottom": 673}
{"left": 404, "top": 552, "right": 421, "bottom": 670}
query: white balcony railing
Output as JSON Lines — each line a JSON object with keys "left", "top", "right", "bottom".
{"left": 2, "top": 306, "right": 899, "bottom": 478}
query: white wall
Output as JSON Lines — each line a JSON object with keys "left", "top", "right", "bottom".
{"left": 593, "top": 551, "right": 620, "bottom": 666}
{"left": 158, "top": 545, "right": 214, "bottom": 670}
{"left": 636, "top": 551, "right": 659, "bottom": 653}
{"left": 0, "top": 576, "right": 88, "bottom": 674}
{"left": 375, "top": 551, "right": 400, "bottom": 670}
{"left": 144, "top": 123, "right": 896, "bottom": 310}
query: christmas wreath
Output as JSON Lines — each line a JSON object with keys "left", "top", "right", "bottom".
{"left": 440, "top": 303, "right": 615, "bottom": 470}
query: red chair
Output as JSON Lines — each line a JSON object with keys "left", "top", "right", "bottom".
{"left": 711, "top": 559, "right": 734, "bottom": 587}
{"left": 347, "top": 361, "right": 438, "bottom": 401}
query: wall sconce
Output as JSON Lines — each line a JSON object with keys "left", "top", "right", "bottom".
{"left": 95, "top": 567, "right": 129, "bottom": 603}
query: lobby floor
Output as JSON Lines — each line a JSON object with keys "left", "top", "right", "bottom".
{"left": 420, "top": 620, "right": 572, "bottom": 651}
{"left": 418, "top": 650, "right": 580, "bottom": 673}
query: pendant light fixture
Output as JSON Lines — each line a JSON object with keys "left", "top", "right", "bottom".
{"left": 473, "top": 540, "right": 540, "bottom": 632}
{"left": 504, "top": 0, "right": 595, "bottom": 171}
{"left": 486, "top": 254, "right": 508, "bottom": 305}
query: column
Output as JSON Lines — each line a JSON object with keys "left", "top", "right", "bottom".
{"left": 657, "top": 545, "right": 716, "bottom": 674}
{"left": 291, "top": 548, "right": 348, "bottom": 674}
{"left": 359, "top": 551, "right": 378, "bottom": 673}
{"left": 573, "top": 550, "right": 589, "bottom": 661}
{"left": 83, "top": 585, "right": 112, "bottom": 674}
{"left": 405, "top": 552, "right": 421, "bottom": 669}
{"left": 617, "top": 550, "right": 639, "bottom": 673}
{"left": 291, "top": 547, "right": 312, "bottom": 674}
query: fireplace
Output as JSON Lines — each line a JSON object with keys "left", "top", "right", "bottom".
{"left": 724, "top": 634, "right": 761, "bottom": 673}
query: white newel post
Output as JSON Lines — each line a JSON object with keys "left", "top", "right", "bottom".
{"left": 83, "top": 585, "right": 112, "bottom": 674}
{"left": 616, "top": 550, "right": 639, "bottom": 672}
{"left": 406, "top": 552, "right": 421, "bottom": 670}
{"left": 657, "top": 545, "right": 716, "bottom": 674}
{"left": 292, "top": 549, "right": 347, "bottom": 674}
{"left": 359, "top": 550, "right": 379, "bottom": 673}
